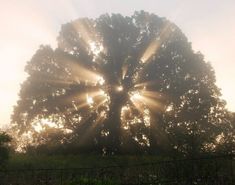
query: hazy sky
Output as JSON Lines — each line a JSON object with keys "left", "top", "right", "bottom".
{"left": 0, "top": 0, "right": 235, "bottom": 127}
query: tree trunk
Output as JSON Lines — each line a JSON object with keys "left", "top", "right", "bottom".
{"left": 149, "top": 112, "right": 159, "bottom": 154}
{"left": 104, "top": 91, "right": 126, "bottom": 155}
{"left": 149, "top": 111, "right": 168, "bottom": 155}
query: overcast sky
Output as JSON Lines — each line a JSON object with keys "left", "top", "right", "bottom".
{"left": 0, "top": 0, "right": 235, "bottom": 127}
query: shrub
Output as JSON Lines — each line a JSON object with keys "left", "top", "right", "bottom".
{"left": 0, "top": 132, "right": 11, "bottom": 166}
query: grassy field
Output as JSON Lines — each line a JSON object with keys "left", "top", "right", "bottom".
{"left": 2, "top": 153, "right": 234, "bottom": 185}
{"left": 7, "top": 153, "right": 169, "bottom": 169}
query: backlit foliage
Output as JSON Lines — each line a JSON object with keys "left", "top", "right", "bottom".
{"left": 12, "top": 11, "right": 228, "bottom": 155}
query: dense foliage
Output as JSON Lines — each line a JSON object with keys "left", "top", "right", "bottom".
{"left": 0, "top": 132, "right": 11, "bottom": 166}
{"left": 11, "top": 11, "right": 234, "bottom": 156}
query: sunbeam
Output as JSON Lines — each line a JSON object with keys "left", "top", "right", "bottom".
{"left": 129, "top": 90, "right": 163, "bottom": 112}
{"left": 122, "top": 63, "right": 129, "bottom": 80}
{"left": 63, "top": 59, "right": 103, "bottom": 85}
{"left": 137, "top": 96, "right": 163, "bottom": 111}
{"left": 72, "top": 19, "right": 104, "bottom": 57}
{"left": 63, "top": 89, "right": 109, "bottom": 108}
{"left": 33, "top": 118, "right": 63, "bottom": 133}
{"left": 76, "top": 99, "right": 108, "bottom": 145}
{"left": 141, "top": 90, "right": 163, "bottom": 99}
{"left": 140, "top": 22, "right": 173, "bottom": 64}
{"left": 134, "top": 80, "right": 158, "bottom": 89}
{"left": 89, "top": 41, "right": 104, "bottom": 56}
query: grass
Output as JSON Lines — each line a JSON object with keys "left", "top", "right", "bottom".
{"left": 3, "top": 153, "right": 234, "bottom": 185}
{"left": 5, "top": 153, "right": 165, "bottom": 185}
{"left": 7, "top": 153, "right": 168, "bottom": 170}
{"left": 66, "top": 177, "right": 120, "bottom": 185}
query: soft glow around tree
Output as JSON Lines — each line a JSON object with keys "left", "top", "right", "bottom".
{"left": 12, "top": 12, "right": 228, "bottom": 155}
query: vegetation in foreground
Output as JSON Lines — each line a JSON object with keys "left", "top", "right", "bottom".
{"left": 0, "top": 132, "right": 11, "bottom": 167}
{"left": 8, "top": 152, "right": 170, "bottom": 169}
{"left": 2, "top": 153, "right": 234, "bottom": 185}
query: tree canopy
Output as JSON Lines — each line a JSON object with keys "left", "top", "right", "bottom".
{"left": 11, "top": 11, "right": 233, "bottom": 156}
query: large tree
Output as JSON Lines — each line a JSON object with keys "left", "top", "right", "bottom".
{"left": 12, "top": 11, "right": 228, "bottom": 155}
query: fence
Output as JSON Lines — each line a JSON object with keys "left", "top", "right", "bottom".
{"left": 0, "top": 155, "right": 234, "bottom": 185}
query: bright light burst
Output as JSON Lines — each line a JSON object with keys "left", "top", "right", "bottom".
{"left": 86, "top": 94, "right": 94, "bottom": 106}
{"left": 33, "top": 118, "right": 63, "bottom": 133}
{"left": 89, "top": 41, "right": 104, "bottom": 56}
{"left": 35, "top": 45, "right": 163, "bottom": 141}
{"left": 47, "top": 16, "right": 166, "bottom": 135}
{"left": 117, "top": 86, "right": 124, "bottom": 92}
{"left": 15, "top": 13, "right": 170, "bottom": 150}
{"left": 130, "top": 91, "right": 142, "bottom": 101}
{"left": 96, "top": 76, "right": 105, "bottom": 85}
